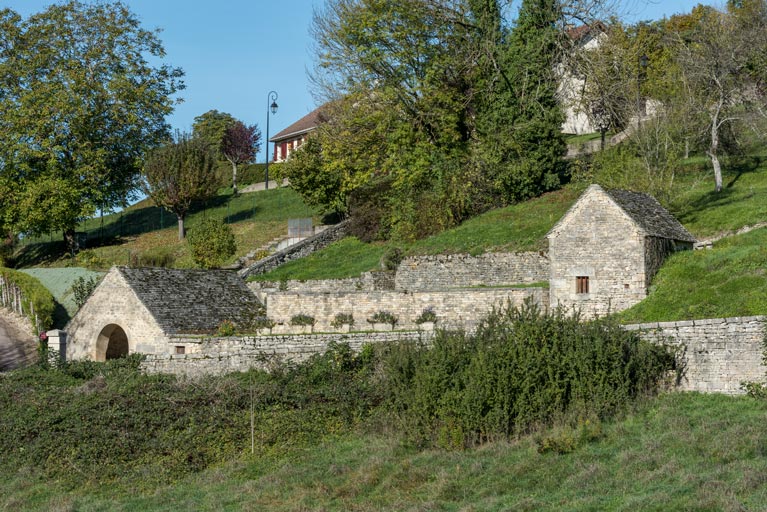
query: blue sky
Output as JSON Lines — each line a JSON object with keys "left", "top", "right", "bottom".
{"left": 8, "top": 0, "right": 712, "bottom": 162}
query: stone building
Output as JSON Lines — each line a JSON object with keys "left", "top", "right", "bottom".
{"left": 66, "top": 267, "right": 262, "bottom": 361}
{"left": 547, "top": 184, "right": 695, "bottom": 317}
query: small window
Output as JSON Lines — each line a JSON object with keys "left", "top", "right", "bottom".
{"left": 175, "top": 345, "right": 186, "bottom": 355}
{"left": 576, "top": 276, "right": 589, "bottom": 294}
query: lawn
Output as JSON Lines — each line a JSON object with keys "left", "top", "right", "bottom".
{"left": 618, "top": 226, "right": 767, "bottom": 322}
{"left": 15, "top": 187, "right": 319, "bottom": 270}
{"left": 3, "top": 392, "right": 766, "bottom": 511}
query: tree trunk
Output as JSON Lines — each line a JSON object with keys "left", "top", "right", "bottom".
{"left": 231, "top": 162, "right": 238, "bottom": 195}
{"left": 177, "top": 215, "right": 186, "bottom": 240}
{"left": 709, "top": 104, "right": 723, "bottom": 193}
{"left": 600, "top": 129, "right": 606, "bottom": 151}
{"left": 63, "top": 228, "right": 79, "bottom": 255}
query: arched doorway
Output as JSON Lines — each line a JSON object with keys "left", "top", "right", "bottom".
{"left": 95, "top": 324, "right": 129, "bottom": 361}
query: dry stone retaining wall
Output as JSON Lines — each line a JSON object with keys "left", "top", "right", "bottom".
{"left": 239, "top": 219, "right": 350, "bottom": 279}
{"left": 265, "top": 287, "right": 549, "bottom": 332}
{"left": 625, "top": 316, "right": 766, "bottom": 394}
{"left": 140, "top": 316, "right": 767, "bottom": 394}
{"left": 141, "top": 331, "right": 427, "bottom": 378}
{"left": 248, "top": 271, "right": 395, "bottom": 297}
{"left": 394, "top": 252, "right": 549, "bottom": 291}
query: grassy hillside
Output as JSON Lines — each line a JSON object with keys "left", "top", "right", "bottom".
{"left": 619, "top": 227, "right": 767, "bottom": 322}
{"left": 15, "top": 186, "right": 318, "bottom": 270}
{"left": 2, "top": 391, "right": 766, "bottom": 510}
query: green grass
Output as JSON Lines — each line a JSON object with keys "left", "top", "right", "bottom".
{"left": 618, "top": 227, "right": 767, "bottom": 322}
{"left": 250, "top": 237, "right": 387, "bottom": 281}
{"left": 15, "top": 187, "right": 318, "bottom": 269}
{"left": 407, "top": 186, "right": 584, "bottom": 255}
{"left": 670, "top": 154, "right": 767, "bottom": 238}
{"left": 3, "top": 392, "right": 767, "bottom": 510}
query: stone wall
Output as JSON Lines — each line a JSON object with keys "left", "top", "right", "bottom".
{"left": 394, "top": 252, "right": 549, "bottom": 291}
{"left": 265, "top": 287, "right": 549, "bottom": 332}
{"left": 141, "top": 331, "right": 428, "bottom": 378}
{"left": 239, "top": 219, "right": 350, "bottom": 279}
{"left": 248, "top": 271, "right": 395, "bottom": 298}
{"left": 625, "top": 316, "right": 766, "bottom": 394}
{"left": 141, "top": 316, "right": 767, "bottom": 394}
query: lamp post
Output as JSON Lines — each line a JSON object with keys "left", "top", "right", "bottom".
{"left": 637, "top": 54, "right": 648, "bottom": 126}
{"left": 264, "top": 91, "right": 278, "bottom": 190}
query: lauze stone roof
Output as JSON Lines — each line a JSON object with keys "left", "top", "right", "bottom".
{"left": 604, "top": 188, "right": 696, "bottom": 243}
{"left": 117, "top": 267, "right": 261, "bottom": 334}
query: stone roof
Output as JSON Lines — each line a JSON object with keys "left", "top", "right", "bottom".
{"left": 604, "top": 188, "right": 697, "bottom": 243}
{"left": 117, "top": 267, "right": 262, "bottom": 334}
{"left": 269, "top": 106, "right": 325, "bottom": 142}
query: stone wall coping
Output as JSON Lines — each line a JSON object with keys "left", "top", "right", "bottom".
{"left": 270, "top": 286, "right": 546, "bottom": 297}
{"left": 623, "top": 315, "right": 765, "bottom": 330}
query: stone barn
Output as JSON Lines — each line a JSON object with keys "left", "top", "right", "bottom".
{"left": 547, "top": 184, "right": 695, "bottom": 317}
{"left": 66, "top": 267, "right": 262, "bottom": 361}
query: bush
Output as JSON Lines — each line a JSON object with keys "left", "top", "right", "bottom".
{"left": 331, "top": 313, "right": 355, "bottom": 328}
{"left": 290, "top": 314, "right": 316, "bottom": 327}
{"left": 253, "top": 316, "right": 276, "bottom": 330}
{"left": 415, "top": 306, "right": 438, "bottom": 325}
{"left": 71, "top": 275, "right": 100, "bottom": 309}
{"left": 367, "top": 310, "right": 398, "bottom": 327}
{"left": 380, "top": 300, "right": 675, "bottom": 448}
{"left": 216, "top": 319, "right": 236, "bottom": 336}
{"left": 380, "top": 247, "right": 403, "bottom": 271}
{"left": 187, "top": 217, "right": 236, "bottom": 269}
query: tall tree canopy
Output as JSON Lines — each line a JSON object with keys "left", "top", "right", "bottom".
{"left": 285, "top": 0, "right": 607, "bottom": 241}
{"left": 142, "top": 132, "right": 218, "bottom": 241}
{"left": 192, "top": 110, "right": 261, "bottom": 194}
{"left": 0, "top": 1, "right": 184, "bottom": 250}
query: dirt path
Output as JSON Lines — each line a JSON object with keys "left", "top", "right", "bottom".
{"left": 0, "top": 309, "right": 36, "bottom": 371}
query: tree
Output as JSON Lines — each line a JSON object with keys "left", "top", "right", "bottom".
{"left": 192, "top": 110, "right": 261, "bottom": 194}
{"left": 143, "top": 133, "right": 218, "bottom": 240}
{"left": 670, "top": 2, "right": 767, "bottom": 192}
{"left": 0, "top": 2, "right": 184, "bottom": 251}
{"left": 494, "top": 0, "right": 567, "bottom": 200}
{"left": 221, "top": 121, "right": 261, "bottom": 194}
{"left": 192, "top": 110, "right": 236, "bottom": 151}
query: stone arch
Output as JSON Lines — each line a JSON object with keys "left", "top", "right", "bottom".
{"left": 95, "top": 324, "right": 130, "bottom": 361}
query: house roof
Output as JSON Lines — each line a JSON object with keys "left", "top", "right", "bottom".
{"left": 603, "top": 188, "right": 696, "bottom": 243}
{"left": 566, "top": 22, "right": 607, "bottom": 44}
{"left": 116, "top": 267, "right": 261, "bottom": 334}
{"left": 269, "top": 106, "right": 325, "bottom": 143}
{"left": 547, "top": 184, "right": 696, "bottom": 243}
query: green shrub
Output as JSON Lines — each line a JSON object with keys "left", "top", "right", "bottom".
{"left": 331, "top": 312, "right": 355, "bottom": 328}
{"left": 216, "top": 319, "right": 236, "bottom": 336}
{"left": 0, "top": 267, "right": 54, "bottom": 332}
{"left": 187, "top": 217, "right": 236, "bottom": 269}
{"left": 368, "top": 310, "right": 398, "bottom": 327}
{"left": 380, "top": 300, "right": 675, "bottom": 448}
{"left": 381, "top": 246, "right": 403, "bottom": 270}
{"left": 290, "top": 314, "right": 316, "bottom": 327}
{"left": 71, "top": 275, "right": 100, "bottom": 309}
{"left": 253, "top": 316, "right": 276, "bottom": 330}
{"left": 415, "top": 306, "right": 437, "bottom": 324}
{"left": 130, "top": 245, "right": 177, "bottom": 268}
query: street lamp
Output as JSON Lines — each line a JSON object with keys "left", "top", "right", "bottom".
{"left": 265, "top": 91, "right": 278, "bottom": 190}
